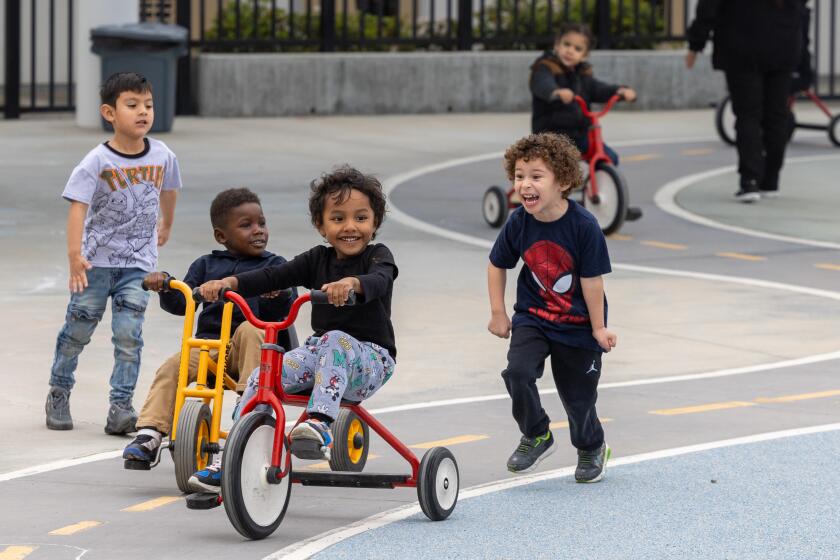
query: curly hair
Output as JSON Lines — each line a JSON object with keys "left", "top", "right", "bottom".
{"left": 210, "top": 187, "right": 262, "bottom": 229}
{"left": 309, "top": 165, "right": 387, "bottom": 237}
{"left": 503, "top": 133, "right": 582, "bottom": 198}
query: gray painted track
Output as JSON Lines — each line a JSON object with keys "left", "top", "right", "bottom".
{"left": 2, "top": 107, "right": 840, "bottom": 559}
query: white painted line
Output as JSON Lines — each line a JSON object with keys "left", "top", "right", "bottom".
{"left": 0, "top": 451, "right": 121, "bottom": 483}
{"left": 653, "top": 154, "right": 840, "bottom": 250}
{"left": 266, "top": 422, "right": 840, "bottom": 560}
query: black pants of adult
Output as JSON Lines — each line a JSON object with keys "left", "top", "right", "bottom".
{"left": 501, "top": 325, "right": 604, "bottom": 452}
{"left": 725, "top": 69, "right": 793, "bottom": 193}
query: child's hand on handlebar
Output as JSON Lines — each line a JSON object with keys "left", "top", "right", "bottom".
{"left": 617, "top": 87, "right": 637, "bottom": 102}
{"left": 143, "top": 271, "right": 170, "bottom": 292}
{"left": 197, "top": 278, "right": 237, "bottom": 302}
{"left": 553, "top": 88, "right": 575, "bottom": 104}
{"left": 320, "top": 277, "right": 359, "bottom": 306}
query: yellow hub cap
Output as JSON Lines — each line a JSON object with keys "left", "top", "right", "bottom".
{"left": 347, "top": 418, "right": 364, "bottom": 464}
{"left": 195, "top": 421, "right": 210, "bottom": 469}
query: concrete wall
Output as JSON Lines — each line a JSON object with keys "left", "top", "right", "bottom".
{"left": 198, "top": 50, "right": 726, "bottom": 117}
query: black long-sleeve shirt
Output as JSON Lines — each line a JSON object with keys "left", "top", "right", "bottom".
{"left": 159, "top": 250, "right": 295, "bottom": 340}
{"left": 235, "top": 243, "right": 398, "bottom": 359}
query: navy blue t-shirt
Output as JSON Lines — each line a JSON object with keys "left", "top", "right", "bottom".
{"left": 489, "top": 201, "right": 612, "bottom": 352}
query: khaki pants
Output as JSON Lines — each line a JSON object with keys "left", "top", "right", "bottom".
{"left": 136, "top": 322, "right": 264, "bottom": 435}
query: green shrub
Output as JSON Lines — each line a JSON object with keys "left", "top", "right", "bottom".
{"left": 202, "top": 0, "right": 665, "bottom": 52}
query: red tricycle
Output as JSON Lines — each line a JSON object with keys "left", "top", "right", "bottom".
{"left": 185, "top": 288, "right": 459, "bottom": 540}
{"left": 482, "top": 94, "right": 641, "bottom": 235}
{"left": 715, "top": 90, "right": 840, "bottom": 147}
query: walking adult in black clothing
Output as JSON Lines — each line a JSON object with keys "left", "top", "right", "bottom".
{"left": 686, "top": 0, "right": 805, "bottom": 202}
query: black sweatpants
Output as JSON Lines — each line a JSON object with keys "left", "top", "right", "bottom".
{"left": 725, "top": 69, "right": 793, "bottom": 193}
{"left": 502, "top": 325, "right": 604, "bottom": 452}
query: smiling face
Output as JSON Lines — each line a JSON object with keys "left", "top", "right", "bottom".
{"left": 101, "top": 90, "right": 154, "bottom": 140}
{"left": 318, "top": 188, "right": 376, "bottom": 259}
{"left": 214, "top": 202, "right": 268, "bottom": 258}
{"left": 554, "top": 31, "right": 589, "bottom": 68}
{"left": 513, "top": 157, "right": 572, "bottom": 221}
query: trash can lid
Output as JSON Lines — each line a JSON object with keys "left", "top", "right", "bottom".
{"left": 90, "top": 22, "right": 188, "bottom": 44}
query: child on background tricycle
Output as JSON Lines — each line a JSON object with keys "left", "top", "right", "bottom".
{"left": 193, "top": 165, "right": 397, "bottom": 492}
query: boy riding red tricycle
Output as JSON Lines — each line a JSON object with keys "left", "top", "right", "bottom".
{"left": 186, "top": 287, "right": 459, "bottom": 540}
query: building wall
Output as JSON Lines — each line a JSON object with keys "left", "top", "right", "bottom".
{"left": 198, "top": 49, "right": 727, "bottom": 117}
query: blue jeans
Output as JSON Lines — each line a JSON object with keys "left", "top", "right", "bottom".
{"left": 574, "top": 137, "right": 619, "bottom": 166}
{"left": 49, "top": 267, "right": 149, "bottom": 404}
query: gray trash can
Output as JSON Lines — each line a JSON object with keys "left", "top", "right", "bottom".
{"left": 91, "top": 23, "right": 188, "bottom": 133}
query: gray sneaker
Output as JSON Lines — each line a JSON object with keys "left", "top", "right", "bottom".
{"left": 104, "top": 401, "right": 138, "bottom": 435}
{"left": 506, "top": 431, "right": 556, "bottom": 474}
{"left": 45, "top": 386, "right": 73, "bottom": 430}
{"left": 575, "top": 442, "right": 611, "bottom": 483}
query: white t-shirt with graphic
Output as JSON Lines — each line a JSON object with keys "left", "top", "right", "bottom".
{"left": 62, "top": 138, "right": 182, "bottom": 272}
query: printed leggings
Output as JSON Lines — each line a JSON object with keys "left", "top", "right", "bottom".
{"left": 238, "top": 330, "right": 395, "bottom": 422}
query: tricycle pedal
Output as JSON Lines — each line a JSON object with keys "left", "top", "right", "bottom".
{"left": 291, "top": 439, "right": 330, "bottom": 461}
{"left": 185, "top": 492, "right": 222, "bottom": 510}
{"left": 123, "top": 459, "right": 151, "bottom": 471}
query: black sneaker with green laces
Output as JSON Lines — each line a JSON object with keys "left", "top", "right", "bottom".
{"left": 575, "top": 442, "right": 611, "bottom": 483}
{"left": 506, "top": 430, "right": 556, "bottom": 474}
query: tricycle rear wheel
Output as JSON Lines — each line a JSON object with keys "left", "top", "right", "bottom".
{"left": 417, "top": 447, "right": 459, "bottom": 521}
{"left": 173, "top": 401, "right": 211, "bottom": 493}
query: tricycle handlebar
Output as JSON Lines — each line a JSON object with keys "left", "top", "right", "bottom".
{"left": 190, "top": 287, "right": 356, "bottom": 330}
{"left": 574, "top": 94, "right": 622, "bottom": 120}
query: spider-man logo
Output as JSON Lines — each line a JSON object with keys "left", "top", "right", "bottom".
{"left": 522, "top": 240, "right": 587, "bottom": 324}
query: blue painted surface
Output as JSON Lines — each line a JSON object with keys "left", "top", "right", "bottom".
{"left": 313, "top": 430, "right": 840, "bottom": 559}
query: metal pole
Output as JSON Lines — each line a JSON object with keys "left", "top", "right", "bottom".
{"left": 176, "top": 0, "right": 194, "bottom": 114}
{"left": 4, "top": 0, "right": 22, "bottom": 118}
{"left": 457, "top": 0, "right": 473, "bottom": 50}
{"left": 321, "top": 0, "right": 336, "bottom": 51}
{"left": 596, "top": 0, "right": 611, "bottom": 49}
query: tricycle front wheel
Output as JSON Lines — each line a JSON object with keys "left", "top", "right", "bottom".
{"left": 585, "top": 162, "right": 629, "bottom": 236}
{"left": 222, "top": 411, "right": 291, "bottom": 540}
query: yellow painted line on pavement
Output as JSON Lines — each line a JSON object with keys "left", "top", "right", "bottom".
{"left": 641, "top": 240, "right": 688, "bottom": 250}
{"left": 0, "top": 546, "right": 37, "bottom": 560}
{"left": 716, "top": 252, "right": 767, "bottom": 262}
{"left": 411, "top": 434, "right": 490, "bottom": 449}
{"left": 651, "top": 401, "right": 756, "bottom": 416}
{"left": 608, "top": 234, "right": 633, "bottom": 241}
{"left": 48, "top": 521, "right": 103, "bottom": 536}
{"left": 816, "top": 263, "right": 840, "bottom": 271}
{"left": 681, "top": 148, "right": 714, "bottom": 156}
{"left": 550, "top": 418, "right": 613, "bottom": 429}
{"left": 121, "top": 496, "right": 181, "bottom": 512}
{"left": 754, "top": 389, "right": 840, "bottom": 404}
{"left": 623, "top": 153, "right": 661, "bottom": 162}
{"left": 306, "top": 454, "right": 381, "bottom": 471}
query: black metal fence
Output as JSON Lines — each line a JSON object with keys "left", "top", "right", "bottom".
{"left": 142, "top": 0, "right": 685, "bottom": 53}
{"left": 3, "top": 0, "right": 75, "bottom": 118}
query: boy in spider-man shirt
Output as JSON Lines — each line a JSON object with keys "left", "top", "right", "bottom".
{"left": 487, "top": 132, "right": 616, "bottom": 481}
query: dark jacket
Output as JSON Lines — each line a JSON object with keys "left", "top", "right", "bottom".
{"left": 530, "top": 51, "right": 620, "bottom": 139}
{"left": 687, "top": 0, "right": 804, "bottom": 73}
{"left": 159, "top": 250, "right": 295, "bottom": 340}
